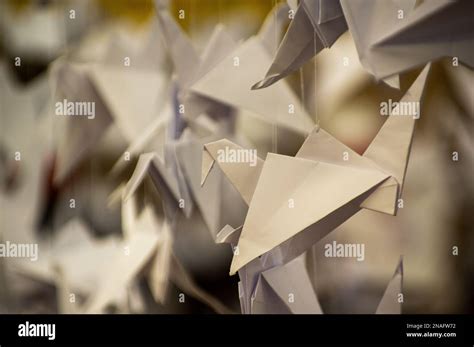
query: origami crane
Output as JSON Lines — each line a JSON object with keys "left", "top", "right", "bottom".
{"left": 253, "top": 0, "right": 347, "bottom": 89}
{"left": 186, "top": 3, "right": 315, "bottom": 137}
{"left": 254, "top": 0, "right": 473, "bottom": 90}
{"left": 51, "top": 55, "right": 168, "bottom": 185}
{"left": 202, "top": 63, "right": 430, "bottom": 277}
{"left": 122, "top": 1, "right": 313, "bottom": 237}
{"left": 200, "top": 63, "right": 428, "bottom": 313}
{"left": 341, "top": 0, "right": 474, "bottom": 87}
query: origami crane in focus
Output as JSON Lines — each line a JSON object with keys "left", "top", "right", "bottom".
{"left": 202, "top": 63, "right": 429, "bottom": 313}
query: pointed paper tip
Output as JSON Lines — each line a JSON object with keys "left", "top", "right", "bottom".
{"left": 216, "top": 224, "right": 242, "bottom": 245}
{"left": 382, "top": 74, "right": 400, "bottom": 89}
{"left": 201, "top": 149, "right": 215, "bottom": 187}
{"left": 415, "top": 63, "right": 431, "bottom": 85}
{"left": 396, "top": 255, "right": 404, "bottom": 276}
{"left": 123, "top": 153, "right": 155, "bottom": 203}
{"left": 419, "top": 62, "right": 432, "bottom": 80}
{"left": 229, "top": 263, "right": 238, "bottom": 276}
{"left": 229, "top": 250, "right": 243, "bottom": 275}
{"left": 107, "top": 184, "right": 125, "bottom": 208}
{"left": 122, "top": 184, "right": 134, "bottom": 203}
{"left": 251, "top": 80, "right": 266, "bottom": 90}
{"left": 251, "top": 74, "right": 280, "bottom": 90}
{"left": 404, "top": 63, "right": 432, "bottom": 102}
{"left": 229, "top": 244, "right": 256, "bottom": 276}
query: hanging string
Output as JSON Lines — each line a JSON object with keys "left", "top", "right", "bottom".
{"left": 313, "top": 27, "right": 320, "bottom": 130}
{"left": 299, "top": 66, "right": 305, "bottom": 117}
{"left": 272, "top": 0, "right": 278, "bottom": 154}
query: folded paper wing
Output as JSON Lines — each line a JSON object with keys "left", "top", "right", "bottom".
{"left": 340, "top": 0, "right": 473, "bottom": 81}
{"left": 83, "top": 206, "right": 165, "bottom": 313}
{"left": 251, "top": 255, "right": 323, "bottom": 314}
{"left": 361, "top": 63, "right": 431, "bottom": 211}
{"left": 253, "top": 0, "right": 347, "bottom": 89}
{"left": 216, "top": 223, "right": 401, "bottom": 314}
{"left": 158, "top": 0, "right": 314, "bottom": 134}
{"left": 88, "top": 65, "right": 166, "bottom": 143}
{"left": 83, "top": 205, "right": 231, "bottom": 314}
{"left": 13, "top": 219, "right": 122, "bottom": 296}
{"left": 52, "top": 62, "right": 114, "bottom": 185}
{"left": 201, "top": 139, "right": 264, "bottom": 206}
{"left": 376, "top": 258, "right": 403, "bottom": 314}
{"left": 217, "top": 226, "right": 322, "bottom": 314}
{"left": 155, "top": 1, "right": 240, "bottom": 121}
{"left": 111, "top": 105, "right": 171, "bottom": 175}
{"left": 148, "top": 219, "right": 173, "bottom": 304}
{"left": 296, "top": 63, "right": 430, "bottom": 215}
{"left": 123, "top": 152, "right": 187, "bottom": 219}
{"left": 190, "top": 37, "right": 315, "bottom": 135}
{"left": 195, "top": 24, "right": 239, "bottom": 83}
{"left": 52, "top": 61, "right": 167, "bottom": 185}
{"left": 176, "top": 135, "right": 224, "bottom": 236}
{"left": 230, "top": 153, "right": 390, "bottom": 274}
{"left": 84, "top": 228, "right": 161, "bottom": 313}
{"left": 154, "top": 2, "right": 200, "bottom": 88}
{"left": 216, "top": 224, "right": 242, "bottom": 245}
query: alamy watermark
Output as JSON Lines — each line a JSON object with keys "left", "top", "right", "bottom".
{"left": 18, "top": 321, "right": 55, "bottom": 340}
{"left": 0, "top": 241, "right": 38, "bottom": 261}
{"left": 380, "top": 99, "right": 420, "bottom": 119}
{"left": 324, "top": 241, "right": 365, "bottom": 262}
{"left": 55, "top": 98, "right": 95, "bottom": 119}
{"left": 217, "top": 146, "right": 257, "bottom": 167}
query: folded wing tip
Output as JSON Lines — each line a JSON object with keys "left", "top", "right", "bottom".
{"left": 251, "top": 80, "right": 267, "bottom": 90}
{"left": 229, "top": 256, "right": 243, "bottom": 276}
{"left": 200, "top": 149, "right": 215, "bottom": 187}
{"left": 122, "top": 184, "right": 135, "bottom": 203}
{"left": 251, "top": 74, "right": 280, "bottom": 90}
